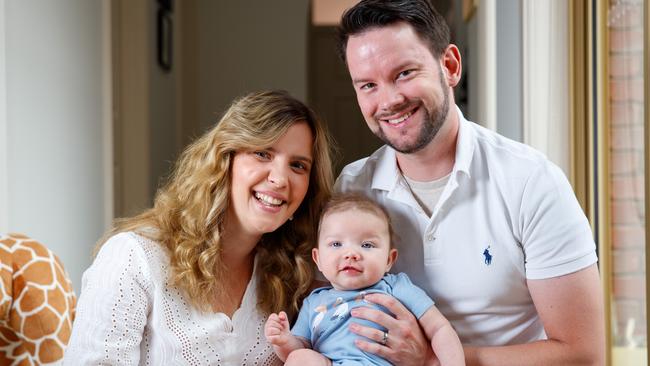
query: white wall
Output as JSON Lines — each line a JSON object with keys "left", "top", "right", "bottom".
{"left": 0, "top": 0, "right": 7, "bottom": 234}
{"left": 1, "top": 0, "right": 111, "bottom": 293}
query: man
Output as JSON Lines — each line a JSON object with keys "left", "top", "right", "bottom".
{"left": 333, "top": 0, "right": 605, "bottom": 365}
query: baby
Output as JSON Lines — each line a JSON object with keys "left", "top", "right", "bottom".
{"left": 264, "top": 193, "right": 464, "bottom": 365}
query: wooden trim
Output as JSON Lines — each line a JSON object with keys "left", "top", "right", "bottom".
{"left": 570, "top": 0, "right": 614, "bottom": 363}
{"left": 569, "top": 0, "right": 591, "bottom": 216}
{"left": 463, "top": 0, "right": 479, "bottom": 22}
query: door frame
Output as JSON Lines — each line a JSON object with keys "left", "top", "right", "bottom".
{"left": 111, "top": 0, "right": 152, "bottom": 217}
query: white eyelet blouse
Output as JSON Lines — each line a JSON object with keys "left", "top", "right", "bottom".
{"left": 64, "top": 232, "right": 282, "bottom": 366}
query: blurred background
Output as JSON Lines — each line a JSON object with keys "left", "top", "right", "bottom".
{"left": 0, "top": 1, "right": 647, "bottom": 364}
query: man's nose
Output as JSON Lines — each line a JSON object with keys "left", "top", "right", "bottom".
{"left": 379, "top": 85, "right": 406, "bottom": 113}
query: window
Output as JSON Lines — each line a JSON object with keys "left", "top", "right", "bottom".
{"left": 606, "top": 0, "right": 647, "bottom": 363}
{"left": 573, "top": 1, "right": 648, "bottom": 364}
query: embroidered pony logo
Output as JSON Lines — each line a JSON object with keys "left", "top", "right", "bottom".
{"left": 483, "top": 246, "right": 493, "bottom": 265}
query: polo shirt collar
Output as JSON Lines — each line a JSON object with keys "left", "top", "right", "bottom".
{"left": 370, "top": 105, "right": 477, "bottom": 193}
{"left": 371, "top": 146, "right": 400, "bottom": 192}
{"left": 453, "top": 106, "right": 475, "bottom": 179}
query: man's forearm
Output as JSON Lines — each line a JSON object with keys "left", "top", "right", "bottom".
{"left": 462, "top": 339, "right": 604, "bottom": 366}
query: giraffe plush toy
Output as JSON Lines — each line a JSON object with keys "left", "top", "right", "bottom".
{"left": 0, "top": 233, "right": 76, "bottom": 365}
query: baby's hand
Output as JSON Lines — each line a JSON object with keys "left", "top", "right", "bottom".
{"left": 264, "top": 311, "right": 291, "bottom": 346}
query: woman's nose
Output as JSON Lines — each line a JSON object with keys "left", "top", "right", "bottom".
{"left": 267, "top": 163, "right": 288, "bottom": 188}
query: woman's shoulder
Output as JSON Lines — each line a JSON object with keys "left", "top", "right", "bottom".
{"left": 96, "top": 231, "right": 170, "bottom": 273}
{"left": 80, "top": 231, "right": 174, "bottom": 300}
{"left": 101, "top": 231, "right": 163, "bottom": 254}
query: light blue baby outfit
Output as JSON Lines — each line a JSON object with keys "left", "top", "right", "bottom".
{"left": 292, "top": 272, "right": 434, "bottom": 366}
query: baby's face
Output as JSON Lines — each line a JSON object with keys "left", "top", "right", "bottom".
{"left": 313, "top": 208, "right": 397, "bottom": 291}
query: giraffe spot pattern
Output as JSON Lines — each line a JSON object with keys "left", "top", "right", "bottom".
{"left": 0, "top": 233, "right": 76, "bottom": 365}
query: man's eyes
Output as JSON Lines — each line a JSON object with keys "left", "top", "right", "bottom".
{"left": 398, "top": 69, "right": 414, "bottom": 79}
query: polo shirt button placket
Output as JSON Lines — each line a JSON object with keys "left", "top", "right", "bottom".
{"left": 426, "top": 224, "right": 437, "bottom": 242}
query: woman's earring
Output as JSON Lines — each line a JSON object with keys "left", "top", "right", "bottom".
{"left": 288, "top": 215, "right": 294, "bottom": 221}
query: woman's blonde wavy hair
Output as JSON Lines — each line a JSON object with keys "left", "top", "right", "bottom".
{"left": 102, "top": 90, "right": 334, "bottom": 320}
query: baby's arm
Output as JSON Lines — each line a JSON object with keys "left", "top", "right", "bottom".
{"left": 419, "top": 305, "right": 465, "bottom": 366}
{"left": 264, "top": 311, "right": 310, "bottom": 362}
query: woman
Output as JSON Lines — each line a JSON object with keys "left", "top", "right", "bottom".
{"left": 65, "top": 90, "right": 334, "bottom": 365}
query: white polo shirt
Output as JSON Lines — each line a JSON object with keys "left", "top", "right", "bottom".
{"left": 335, "top": 107, "right": 597, "bottom": 346}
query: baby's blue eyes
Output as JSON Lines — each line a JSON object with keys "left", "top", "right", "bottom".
{"left": 328, "top": 241, "right": 376, "bottom": 249}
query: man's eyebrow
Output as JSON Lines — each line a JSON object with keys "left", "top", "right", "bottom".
{"left": 351, "top": 62, "right": 421, "bottom": 85}
{"left": 352, "top": 77, "right": 372, "bottom": 85}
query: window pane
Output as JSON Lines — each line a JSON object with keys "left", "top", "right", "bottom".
{"left": 607, "top": 0, "right": 646, "bottom": 362}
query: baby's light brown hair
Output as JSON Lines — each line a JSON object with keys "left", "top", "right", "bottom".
{"left": 317, "top": 193, "right": 395, "bottom": 248}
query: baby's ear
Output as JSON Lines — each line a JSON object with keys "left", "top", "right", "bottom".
{"left": 386, "top": 248, "right": 398, "bottom": 272}
{"left": 312, "top": 248, "right": 321, "bottom": 270}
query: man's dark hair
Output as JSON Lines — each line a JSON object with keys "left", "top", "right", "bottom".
{"left": 336, "top": 0, "right": 450, "bottom": 63}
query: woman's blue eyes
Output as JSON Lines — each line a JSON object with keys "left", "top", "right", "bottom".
{"left": 253, "top": 151, "right": 270, "bottom": 159}
{"left": 291, "top": 162, "right": 308, "bottom": 172}
{"left": 251, "top": 151, "right": 309, "bottom": 172}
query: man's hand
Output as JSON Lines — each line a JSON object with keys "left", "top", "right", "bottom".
{"left": 349, "top": 293, "right": 435, "bottom": 366}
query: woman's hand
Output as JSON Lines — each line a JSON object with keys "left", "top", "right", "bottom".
{"left": 349, "top": 293, "right": 435, "bottom": 366}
